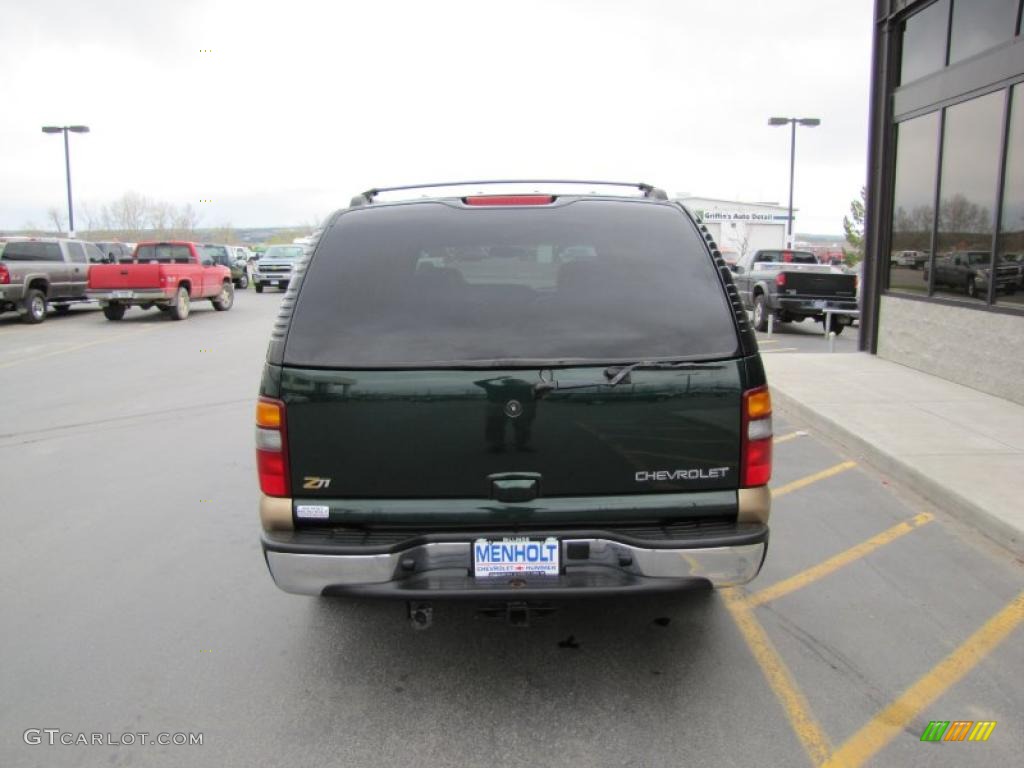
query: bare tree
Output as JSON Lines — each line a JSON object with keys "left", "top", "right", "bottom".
{"left": 735, "top": 226, "right": 753, "bottom": 260}
{"left": 210, "top": 221, "right": 236, "bottom": 244}
{"left": 147, "top": 200, "right": 175, "bottom": 236}
{"left": 172, "top": 203, "right": 201, "bottom": 239}
{"left": 46, "top": 206, "right": 67, "bottom": 234}
{"left": 104, "top": 192, "right": 150, "bottom": 240}
{"left": 78, "top": 201, "right": 100, "bottom": 233}
{"left": 939, "top": 193, "right": 990, "bottom": 234}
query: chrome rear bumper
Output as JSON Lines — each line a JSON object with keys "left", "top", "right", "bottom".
{"left": 262, "top": 536, "right": 767, "bottom": 597}
{"left": 87, "top": 289, "right": 168, "bottom": 303}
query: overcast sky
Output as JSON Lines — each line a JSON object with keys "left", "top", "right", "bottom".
{"left": 0, "top": 0, "right": 873, "bottom": 235}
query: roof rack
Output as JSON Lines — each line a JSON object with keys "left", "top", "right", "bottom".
{"left": 349, "top": 180, "right": 668, "bottom": 207}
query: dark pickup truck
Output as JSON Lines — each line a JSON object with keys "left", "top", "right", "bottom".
{"left": 732, "top": 249, "right": 858, "bottom": 334}
{"left": 925, "top": 251, "right": 1019, "bottom": 298}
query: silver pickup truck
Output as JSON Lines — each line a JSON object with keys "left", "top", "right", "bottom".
{"left": 0, "top": 237, "right": 105, "bottom": 323}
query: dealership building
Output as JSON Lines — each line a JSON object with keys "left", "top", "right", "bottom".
{"left": 862, "top": 0, "right": 1024, "bottom": 405}
{"left": 674, "top": 197, "right": 791, "bottom": 260}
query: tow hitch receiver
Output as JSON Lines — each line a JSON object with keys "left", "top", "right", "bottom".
{"left": 407, "top": 601, "right": 433, "bottom": 630}
{"left": 477, "top": 601, "right": 557, "bottom": 627}
{"left": 506, "top": 601, "right": 530, "bottom": 627}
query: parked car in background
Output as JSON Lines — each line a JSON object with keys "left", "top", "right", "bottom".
{"left": 731, "top": 249, "right": 858, "bottom": 334}
{"left": 719, "top": 249, "right": 740, "bottom": 268}
{"left": 846, "top": 261, "right": 864, "bottom": 324}
{"left": 92, "top": 241, "right": 134, "bottom": 263}
{"left": 999, "top": 253, "right": 1024, "bottom": 288}
{"left": 256, "top": 181, "right": 773, "bottom": 612}
{"left": 891, "top": 250, "right": 927, "bottom": 269}
{"left": 0, "top": 237, "right": 95, "bottom": 322}
{"left": 199, "top": 244, "right": 249, "bottom": 288}
{"left": 252, "top": 244, "right": 305, "bottom": 292}
{"left": 88, "top": 241, "right": 234, "bottom": 320}
{"left": 814, "top": 248, "right": 846, "bottom": 266}
{"left": 926, "top": 251, "right": 1018, "bottom": 298}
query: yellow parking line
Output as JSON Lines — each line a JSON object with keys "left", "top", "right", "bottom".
{"left": 773, "top": 461, "right": 857, "bottom": 498}
{"left": 821, "top": 590, "right": 1024, "bottom": 768}
{"left": 759, "top": 339, "right": 780, "bottom": 344}
{"left": 762, "top": 347, "right": 799, "bottom": 354}
{"left": 774, "top": 430, "right": 808, "bottom": 444}
{"left": 747, "top": 513, "right": 934, "bottom": 607}
{"left": 0, "top": 327, "right": 153, "bottom": 370}
{"left": 723, "top": 589, "right": 833, "bottom": 766}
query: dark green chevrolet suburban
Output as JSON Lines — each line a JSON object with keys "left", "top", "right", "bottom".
{"left": 256, "top": 182, "right": 772, "bottom": 613}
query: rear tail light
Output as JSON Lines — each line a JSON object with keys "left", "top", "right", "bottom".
{"left": 464, "top": 195, "right": 555, "bottom": 206}
{"left": 775, "top": 272, "right": 787, "bottom": 287}
{"left": 741, "top": 386, "right": 773, "bottom": 487}
{"left": 0, "top": 264, "right": 9, "bottom": 284}
{"left": 256, "top": 397, "right": 290, "bottom": 496}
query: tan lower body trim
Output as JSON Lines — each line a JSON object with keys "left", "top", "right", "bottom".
{"left": 260, "top": 495, "right": 293, "bottom": 531}
{"left": 738, "top": 486, "right": 771, "bottom": 524}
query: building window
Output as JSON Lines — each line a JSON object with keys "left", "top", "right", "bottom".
{"left": 889, "top": 112, "right": 940, "bottom": 295}
{"left": 932, "top": 91, "right": 1005, "bottom": 303}
{"left": 998, "top": 85, "right": 1024, "bottom": 309}
{"left": 949, "top": 0, "right": 1019, "bottom": 66}
{"left": 900, "top": 0, "right": 950, "bottom": 85}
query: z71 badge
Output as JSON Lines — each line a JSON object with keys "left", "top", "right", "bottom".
{"left": 302, "top": 476, "right": 332, "bottom": 490}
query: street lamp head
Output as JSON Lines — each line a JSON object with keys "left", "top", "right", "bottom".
{"left": 41, "top": 125, "right": 90, "bottom": 134}
{"left": 798, "top": 118, "right": 821, "bottom": 127}
{"left": 768, "top": 117, "right": 790, "bottom": 126}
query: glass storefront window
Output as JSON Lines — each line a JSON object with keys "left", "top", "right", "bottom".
{"left": 998, "top": 85, "right": 1024, "bottom": 309}
{"left": 933, "top": 91, "right": 1005, "bottom": 302}
{"left": 900, "top": 0, "right": 950, "bottom": 85}
{"left": 949, "top": 0, "right": 1019, "bottom": 65}
{"left": 889, "top": 113, "right": 940, "bottom": 295}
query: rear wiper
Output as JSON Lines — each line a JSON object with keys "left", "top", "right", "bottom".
{"left": 534, "top": 360, "right": 710, "bottom": 394}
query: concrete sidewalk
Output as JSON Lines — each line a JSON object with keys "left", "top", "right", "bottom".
{"left": 763, "top": 351, "right": 1024, "bottom": 558}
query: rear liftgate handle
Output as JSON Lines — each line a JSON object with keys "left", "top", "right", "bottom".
{"left": 488, "top": 472, "right": 541, "bottom": 503}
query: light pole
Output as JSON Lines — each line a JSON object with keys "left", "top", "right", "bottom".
{"left": 768, "top": 116, "right": 819, "bottom": 247}
{"left": 41, "top": 125, "right": 90, "bottom": 236}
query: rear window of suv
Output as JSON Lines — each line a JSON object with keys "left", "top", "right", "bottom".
{"left": 1, "top": 242, "right": 62, "bottom": 261}
{"left": 284, "top": 200, "right": 739, "bottom": 367}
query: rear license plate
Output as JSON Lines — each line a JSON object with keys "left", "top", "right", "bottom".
{"left": 473, "top": 537, "right": 560, "bottom": 578}
{"left": 111, "top": 290, "right": 132, "bottom": 299}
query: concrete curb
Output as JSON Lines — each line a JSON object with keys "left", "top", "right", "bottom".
{"left": 770, "top": 386, "right": 1024, "bottom": 560}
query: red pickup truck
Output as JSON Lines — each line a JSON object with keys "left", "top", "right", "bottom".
{"left": 88, "top": 241, "right": 234, "bottom": 320}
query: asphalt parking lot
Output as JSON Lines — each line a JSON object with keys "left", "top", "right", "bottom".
{"left": 1, "top": 293, "right": 1021, "bottom": 768}
{"left": 754, "top": 316, "right": 859, "bottom": 354}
